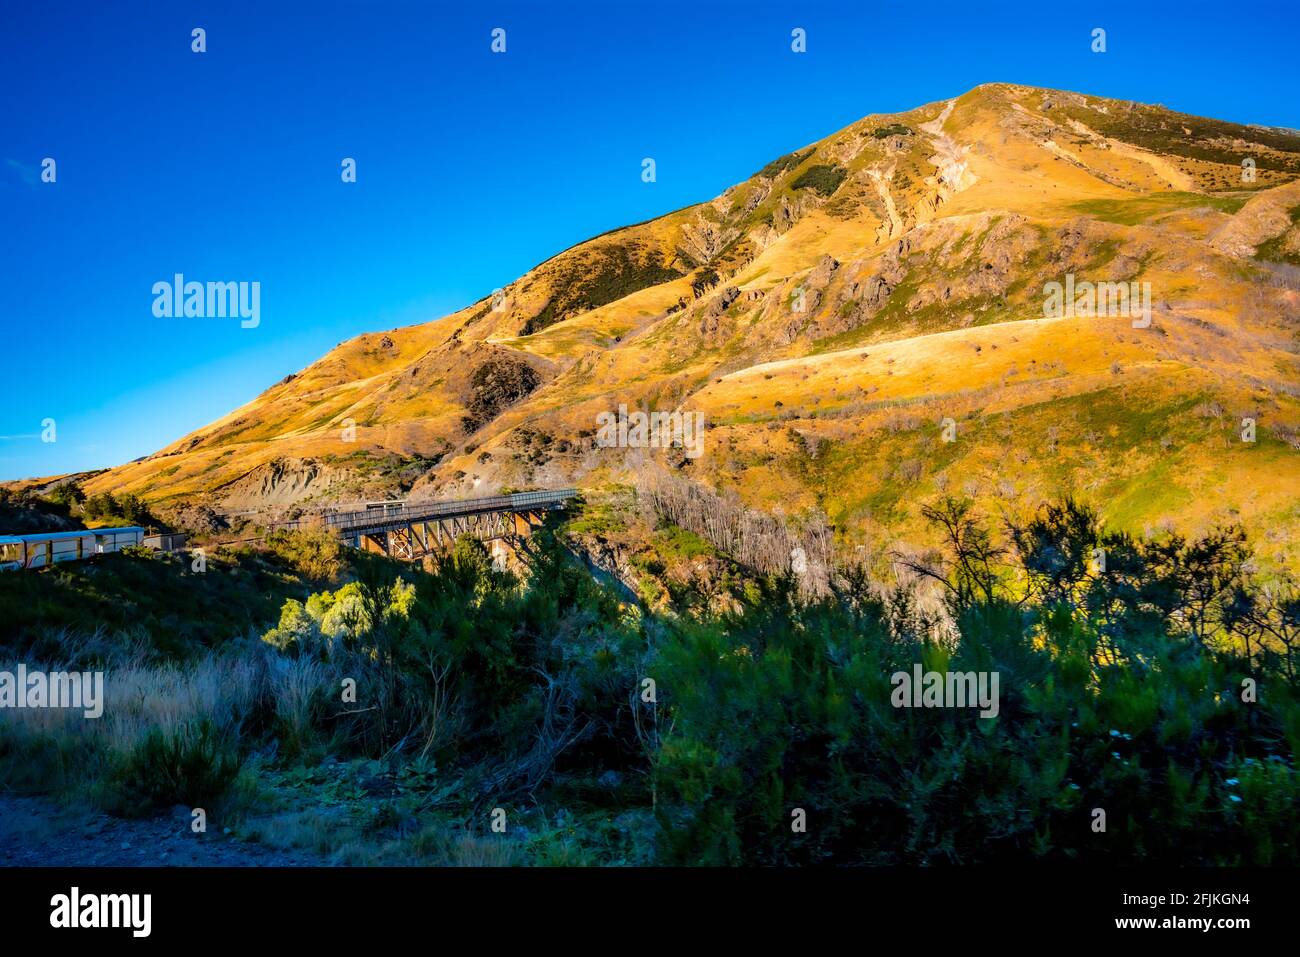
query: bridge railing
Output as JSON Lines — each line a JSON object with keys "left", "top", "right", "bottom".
{"left": 266, "top": 488, "right": 579, "bottom": 535}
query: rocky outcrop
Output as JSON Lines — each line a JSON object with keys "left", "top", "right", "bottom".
{"left": 678, "top": 217, "right": 742, "bottom": 267}
{"left": 698, "top": 285, "right": 743, "bottom": 337}
{"left": 165, "top": 503, "right": 229, "bottom": 535}
{"left": 462, "top": 354, "right": 543, "bottom": 433}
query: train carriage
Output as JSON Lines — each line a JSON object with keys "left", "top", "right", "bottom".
{"left": 92, "top": 526, "right": 145, "bottom": 554}
{"left": 0, "top": 535, "right": 27, "bottom": 571}
{"left": 0, "top": 526, "right": 146, "bottom": 571}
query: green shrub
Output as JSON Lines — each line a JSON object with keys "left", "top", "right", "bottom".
{"left": 0, "top": 726, "right": 101, "bottom": 795}
{"left": 650, "top": 499, "right": 1300, "bottom": 865}
{"left": 521, "top": 245, "right": 683, "bottom": 335}
{"left": 81, "top": 490, "right": 152, "bottom": 525}
{"left": 265, "top": 525, "right": 345, "bottom": 582}
{"left": 790, "top": 164, "right": 847, "bottom": 197}
{"left": 103, "top": 721, "right": 242, "bottom": 817}
{"left": 47, "top": 481, "right": 85, "bottom": 507}
{"left": 755, "top": 148, "right": 815, "bottom": 180}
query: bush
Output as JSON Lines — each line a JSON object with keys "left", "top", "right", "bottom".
{"left": 83, "top": 491, "right": 116, "bottom": 520}
{"left": 81, "top": 489, "right": 153, "bottom": 526}
{"left": 790, "top": 164, "right": 848, "bottom": 197}
{"left": 755, "top": 148, "right": 814, "bottom": 179}
{"left": 265, "top": 525, "right": 345, "bottom": 583}
{"left": 7, "top": 493, "right": 1295, "bottom": 865}
{"left": 650, "top": 499, "right": 1300, "bottom": 865}
{"left": 47, "top": 481, "right": 85, "bottom": 507}
{"left": 103, "top": 720, "right": 242, "bottom": 817}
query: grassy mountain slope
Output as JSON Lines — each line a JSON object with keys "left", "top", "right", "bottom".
{"left": 79, "top": 83, "right": 1300, "bottom": 566}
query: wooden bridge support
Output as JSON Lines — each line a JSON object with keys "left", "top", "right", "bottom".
{"left": 356, "top": 507, "right": 546, "bottom": 563}
{"left": 513, "top": 511, "right": 541, "bottom": 537}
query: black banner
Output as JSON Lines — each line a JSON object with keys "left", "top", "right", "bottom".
{"left": 0, "top": 866, "right": 1288, "bottom": 944}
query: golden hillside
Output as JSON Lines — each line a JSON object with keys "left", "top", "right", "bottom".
{"left": 84, "top": 84, "right": 1300, "bottom": 566}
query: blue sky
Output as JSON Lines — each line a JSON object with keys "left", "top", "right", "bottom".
{"left": 2, "top": 0, "right": 1297, "bottom": 480}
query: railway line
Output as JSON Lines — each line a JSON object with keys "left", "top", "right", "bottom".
{"left": 0, "top": 489, "right": 579, "bottom": 570}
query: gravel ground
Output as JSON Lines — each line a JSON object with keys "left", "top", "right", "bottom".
{"left": 0, "top": 795, "right": 321, "bottom": 867}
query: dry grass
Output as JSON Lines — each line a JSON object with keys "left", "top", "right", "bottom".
{"left": 0, "top": 635, "right": 348, "bottom": 801}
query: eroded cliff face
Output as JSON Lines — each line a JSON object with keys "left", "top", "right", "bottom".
{"left": 1211, "top": 179, "right": 1300, "bottom": 258}
{"left": 212, "top": 457, "right": 352, "bottom": 510}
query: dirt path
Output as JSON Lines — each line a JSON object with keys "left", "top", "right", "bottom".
{"left": 0, "top": 795, "right": 321, "bottom": 867}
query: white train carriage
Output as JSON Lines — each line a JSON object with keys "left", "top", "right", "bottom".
{"left": 0, "top": 526, "right": 146, "bottom": 571}
{"left": 0, "top": 531, "right": 96, "bottom": 570}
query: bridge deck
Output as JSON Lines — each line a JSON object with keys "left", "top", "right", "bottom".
{"left": 268, "top": 489, "right": 578, "bottom": 537}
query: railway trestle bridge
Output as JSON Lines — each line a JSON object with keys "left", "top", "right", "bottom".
{"left": 266, "top": 489, "right": 578, "bottom": 562}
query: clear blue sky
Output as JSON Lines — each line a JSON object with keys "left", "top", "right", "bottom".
{"left": 2, "top": 0, "right": 1297, "bottom": 481}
